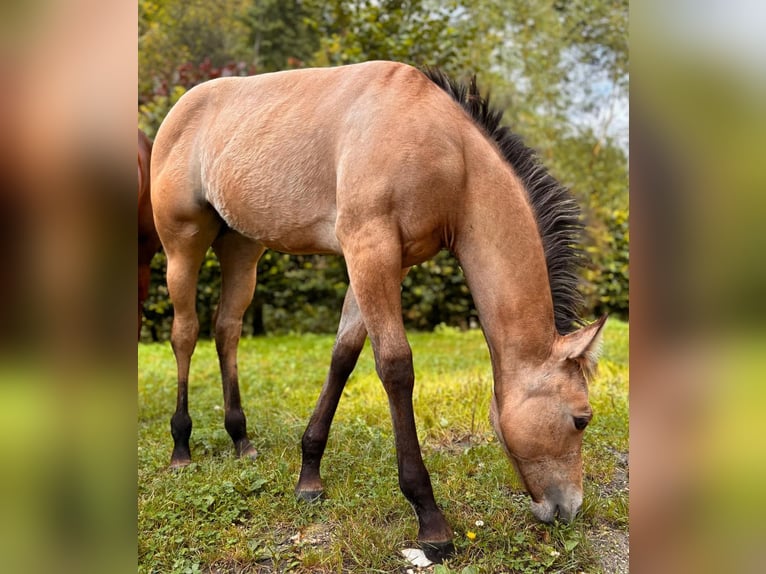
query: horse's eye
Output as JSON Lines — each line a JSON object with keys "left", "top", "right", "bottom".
{"left": 573, "top": 416, "right": 590, "bottom": 431}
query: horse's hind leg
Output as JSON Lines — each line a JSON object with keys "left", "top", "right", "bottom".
{"left": 296, "top": 286, "right": 367, "bottom": 500}
{"left": 212, "top": 230, "right": 265, "bottom": 459}
{"left": 162, "top": 208, "right": 222, "bottom": 468}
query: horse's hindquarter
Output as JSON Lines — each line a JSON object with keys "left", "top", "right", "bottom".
{"left": 157, "top": 62, "right": 465, "bottom": 260}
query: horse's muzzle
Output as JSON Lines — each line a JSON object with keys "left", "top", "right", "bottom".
{"left": 530, "top": 488, "right": 583, "bottom": 523}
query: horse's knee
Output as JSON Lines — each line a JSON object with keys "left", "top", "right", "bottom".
{"left": 376, "top": 347, "right": 414, "bottom": 390}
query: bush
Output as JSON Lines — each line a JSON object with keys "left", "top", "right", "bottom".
{"left": 140, "top": 251, "right": 348, "bottom": 341}
{"left": 582, "top": 208, "right": 629, "bottom": 321}
{"left": 140, "top": 250, "right": 479, "bottom": 341}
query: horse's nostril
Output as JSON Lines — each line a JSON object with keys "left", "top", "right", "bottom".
{"left": 560, "top": 501, "right": 581, "bottom": 523}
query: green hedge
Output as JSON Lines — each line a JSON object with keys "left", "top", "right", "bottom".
{"left": 581, "top": 208, "right": 629, "bottom": 321}
{"left": 140, "top": 232, "right": 628, "bottom": 341}
{"left": 140, "top": 250, "right": 481, "bottom": 341}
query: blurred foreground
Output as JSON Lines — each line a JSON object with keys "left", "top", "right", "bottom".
{"left": 632, "top": 1, "right": 766, "bottom": 572}
{"left": 0, "top": 1, "right": 136, "bottom": 573}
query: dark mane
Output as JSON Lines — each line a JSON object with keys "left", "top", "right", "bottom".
{"left": 422, "top": 67, "right": 584, "bottom": 334}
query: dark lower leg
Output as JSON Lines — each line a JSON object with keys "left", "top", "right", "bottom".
{"left": 338, "top": 239, "right": 451, "bottom": 558}
{"left": 399, "top": 453, "right": 454, "bottom": 562}
{"left": 382, "top": 352, "right": 454, "bottom": 561}
{"left": 170, "top": 389, "right": 192, "bottom": 466}
{"left": 213, "top": 233, "right": 263, "bottom": 459}
{"left": 160, "top": 205, "right": 221, "bottom": 468}
{"left": 296, "top": 342, "right": 363, "bottom": 499}
{"left": 226, "top": 404, "right": 256, "bottom": 458}
{"left": 169, "top": 316, "right": 198, "bottom": 467}
{"left": 225, "top": 395, "right": 257, "bottom": 458}
{"left": 296, "top": 288, "right": 367, "bottom": 500}
{"left": 216, "top": 316, "right": 258, "bottom": 459}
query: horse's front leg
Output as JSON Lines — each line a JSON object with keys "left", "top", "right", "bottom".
{"left": 340, "top": 227, "right": 453, "bottom": 562}
{"left": 378, "top": 343, "right": 454, "bottom": 562}
{"left": 296, "top": 286, "right": 367, "bottom": 500}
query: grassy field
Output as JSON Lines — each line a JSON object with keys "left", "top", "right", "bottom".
{"left": 138, "top": 320, "right": 628, "bottom": 573}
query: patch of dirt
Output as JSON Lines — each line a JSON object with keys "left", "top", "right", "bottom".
{"left": 282, "top": 523, "right": 334, "bottom": 549}
{"left": 204, "top": 523, "right": 336, "bottom": 573}
{"left": 590, "top": 448, "right": 629, "bottom": 573}
{"left": 426, "top": 432, "right": 490, "bottom": 455}
{"left": 590, "top": 527, "right": 629, "bottom": 573}
{"left": 600, "top": 447, "right": 629, "bottom": 497}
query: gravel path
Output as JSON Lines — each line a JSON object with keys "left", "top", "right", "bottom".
{"left": 591, "top": 526, "right": 629, "bottom": 573}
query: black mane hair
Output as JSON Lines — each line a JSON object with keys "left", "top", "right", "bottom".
{"left": 422, "top": 67, "right": 584, "bottom": 334}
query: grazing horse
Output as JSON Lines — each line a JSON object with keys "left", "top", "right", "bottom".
{"left": 138, "top": 128, "right": 161, "bottom": 339}
{"left": 151, "top": 61, "right": 606, "bottom": 561}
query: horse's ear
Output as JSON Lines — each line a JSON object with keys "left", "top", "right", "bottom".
{"left": 556, "top": 315, "right": 608, "bottom": 377}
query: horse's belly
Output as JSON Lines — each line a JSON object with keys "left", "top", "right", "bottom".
{"left": 258, "top": 221, "right": 342, "bottom": 255}
{"left": 207, "top": 184, "right": 341, "bottom": 255}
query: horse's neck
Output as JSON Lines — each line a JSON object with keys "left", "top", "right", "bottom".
{"left": 454, "top": 143, "right": 556, "bottom": 384}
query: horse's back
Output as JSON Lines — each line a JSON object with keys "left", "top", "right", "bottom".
{"left": 152, "top": 61, "right": 467, "bottom": 259}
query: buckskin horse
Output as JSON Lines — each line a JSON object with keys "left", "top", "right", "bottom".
{"left": 138, "top": 128, "right": 161, "bottom": 339}
{"left": 150, "top": 61, "right": 606, "bottom": 561}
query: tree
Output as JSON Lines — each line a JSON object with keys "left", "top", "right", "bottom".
{"left": 139, "top": 0, "right": 252, "bottom": 102}
{"left": 246, "top": 0, "right": 321, "bottom": 71}
{"left": 311, "top": 0, "right": 497, "bottom": 77}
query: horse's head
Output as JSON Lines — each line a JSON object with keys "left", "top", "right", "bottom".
{"left": 490, "top": 315, "right": 607, "bottom": 523}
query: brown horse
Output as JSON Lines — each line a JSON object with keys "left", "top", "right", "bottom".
{"left": 151, "top": 61, "right": 606, "bottom": 561}
{"left": 138, "top": 128, "right": 161, "bottom": 339}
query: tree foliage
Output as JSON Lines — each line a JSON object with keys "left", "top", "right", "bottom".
{"left": 138, "top": 0, "right": 628, "bottom": 340}
{"left": 139, "top": 0, "right": 253, "bottom": 102}
{"left": 246, "top": 0, "right": 321, "bottom": 71}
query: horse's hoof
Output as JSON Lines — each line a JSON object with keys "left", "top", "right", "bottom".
{"left": 237, "top": 443, "right": 259, "bottom": 460}
{"left": 169, "top": 457, "right": 191, "bottom": 469}
{"left": 295, "top": 489, "right": 325, "bottom": 503}
{"left": 420, "top": 540, "right": 455, "bottom": 563}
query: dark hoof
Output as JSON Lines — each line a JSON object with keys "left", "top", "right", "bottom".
{"left": 236, "top": 442, "right": 259, "bottom": 460}
{"left": 420, "top": 540, "right": 455, "bottom": 563}
{"left": 295, "top": 489, "right": 325, "bottom": 503}
{"left": 169, "top": 457, "right": 191, "bottom": 469}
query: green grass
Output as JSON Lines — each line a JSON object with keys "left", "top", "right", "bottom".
{"left": 138, "top": 320, "right": 628, "bottom": 573}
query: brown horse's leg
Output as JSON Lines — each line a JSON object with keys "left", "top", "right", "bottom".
{"left": 212, "top": 231, "right": 265, "bottom": 459}
{"left": 163, "top": 209, "right": 222, "bottom": 468}
{"left": 295, "top": 286, "right": 367, "bottom": 501}
{"left": 296, "top": 268, "right": 411, "bottom": 501}
{"left": 340, "top": 231, "right": 453, "bottom": 562}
